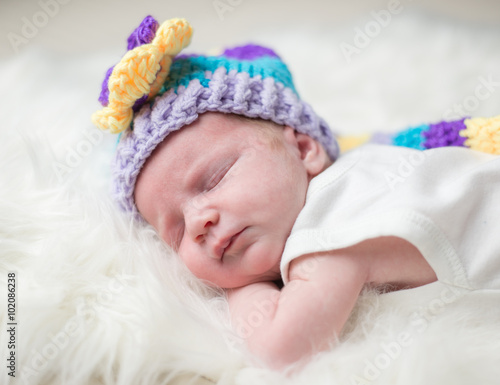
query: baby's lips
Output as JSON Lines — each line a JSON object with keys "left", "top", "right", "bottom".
{"left": 212, "top": 236, "right": 232, "bottom": 260}
{"left": 211, "top": 228, "right": 245, "bottom": 260}
{"left": 221, "top": 228, "right": 246, "bottom": 259}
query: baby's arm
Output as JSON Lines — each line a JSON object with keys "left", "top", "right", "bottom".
{"left": 227, "top": 251, "right": 368, "bottom": 370}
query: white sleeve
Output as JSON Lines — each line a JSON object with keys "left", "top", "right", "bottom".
{"left": 281, "top": 144, "right": 500, "bottom": 290}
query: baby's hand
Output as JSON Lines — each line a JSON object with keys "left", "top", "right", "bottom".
{"left": 227, "top": 252, "right": 368, "bottom": 370}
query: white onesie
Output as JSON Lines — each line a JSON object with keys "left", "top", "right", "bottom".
{"left": 281, "top": 144, "right": 500, "bottom": 291}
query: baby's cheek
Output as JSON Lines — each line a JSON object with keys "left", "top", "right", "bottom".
{"left": 178, "top": 247, "right": 216, "bottom": 283}
{"left": 244, "top": 240, "right": 282, "bottom": 276}
{"left": 183, "top": 257, "right": 206, "bottom": 280}
{"left": 177, "top": 246, "right": 198, "bottom": 273}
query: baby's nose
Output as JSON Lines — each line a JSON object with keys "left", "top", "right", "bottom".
{"left": 183, "top": 197, "right": 219, "bottom": 243}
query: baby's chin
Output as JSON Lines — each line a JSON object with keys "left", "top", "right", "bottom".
{"left": 209, "top": 261, "right": 281, "bottom": 289}
{"left": 238, "top": 241, "right": 283, "bottom": 284}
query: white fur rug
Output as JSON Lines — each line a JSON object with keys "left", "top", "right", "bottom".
{"left": 1, "top": 10, "right": 500, "bottom": 385}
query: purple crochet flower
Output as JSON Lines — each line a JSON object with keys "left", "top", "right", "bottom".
{"left": 127, "top": 15, "right": 159, "bottom": 50}
{"left": 98, "top": 66, "right": 114, "bottom": 107}
{"left": 98, "top": 15, "right": 159, "bottom": 107}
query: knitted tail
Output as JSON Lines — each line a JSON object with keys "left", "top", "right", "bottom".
{"left": 338, "top": 115, "right": 500, "bottom": 155}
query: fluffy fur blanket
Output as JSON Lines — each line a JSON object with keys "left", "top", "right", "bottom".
{"left": 1, "top": 11, "right": 500, "bottom": 385}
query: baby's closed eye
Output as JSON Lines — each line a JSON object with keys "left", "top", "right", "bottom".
{"left": 204, "top": 159, "right": 235, "bottom": 191}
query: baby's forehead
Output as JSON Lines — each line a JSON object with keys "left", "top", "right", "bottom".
{"left": 141, "top": 114, "right": 275, "bottom": 197}
{"left": 166, "top": 112, "right": 280, "bottom": 149}
{"left": 150, "top": 114, "right": 254, "bottom": 162}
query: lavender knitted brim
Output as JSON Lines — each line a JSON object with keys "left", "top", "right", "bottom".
{"left": 113, "top": 64, "right": 338, "bottom": 215}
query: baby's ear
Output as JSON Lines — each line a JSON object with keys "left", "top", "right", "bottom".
{"left": 283, "top": 126, "right": 332, "bottom": 177}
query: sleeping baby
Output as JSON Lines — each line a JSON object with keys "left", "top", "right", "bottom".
{"left": 92, "top": 17, "right": 500, "bottom": 370}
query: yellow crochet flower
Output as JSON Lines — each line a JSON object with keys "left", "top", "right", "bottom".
{"left": 461, "top": 115, "right": 500, "bottom": 155}
{"left": 91, "top": 18, "right": 193, "bottom": 134}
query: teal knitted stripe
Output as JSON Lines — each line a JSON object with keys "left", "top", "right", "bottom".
{"left": 158, "top": 55, "right": 297, "bottom": 95}
{"left": 392, "top": 124, "right": 429, "bottom": 150}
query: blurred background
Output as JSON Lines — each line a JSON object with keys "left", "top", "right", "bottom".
{"left": 1, "top": 0, "right": 500, "bottom": 58}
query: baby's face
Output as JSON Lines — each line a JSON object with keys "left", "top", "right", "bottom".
{"left": 135, "top": 112, "right": 329, "bottom": 288}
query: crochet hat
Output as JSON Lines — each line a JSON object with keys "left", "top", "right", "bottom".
{"left": 92, "top": 16, "right": 339, "bottom": 215}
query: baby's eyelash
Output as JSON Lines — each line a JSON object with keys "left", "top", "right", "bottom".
{"left": 205, "top": 162, "right": 233, "bottom": 191}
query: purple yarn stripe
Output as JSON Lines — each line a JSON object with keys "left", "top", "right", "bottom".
{"left": 222, "top": 44, "right": 280, "bottom": 60}
{"left": 370, "top": 132, "right": 394, "bottom": 146}
{"left": 423, "top": 118, "right": 468, "bottom": 149}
